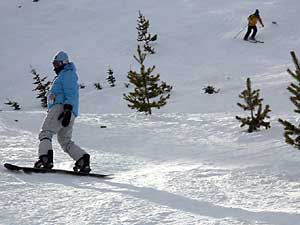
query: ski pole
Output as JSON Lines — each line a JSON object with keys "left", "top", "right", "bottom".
{"left": 234, "top": 25, "right": 247, "bottom": 39}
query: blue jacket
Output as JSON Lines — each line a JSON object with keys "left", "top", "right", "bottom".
{"left": 47, "top": 62, "right": 79, "bottom": 116}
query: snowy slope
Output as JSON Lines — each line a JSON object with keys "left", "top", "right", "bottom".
{"left": 1, "top": 0, "right": 300, "bottom": 224}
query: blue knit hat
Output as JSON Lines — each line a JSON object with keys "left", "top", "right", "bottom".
{"left": 53, "top": 51, "right": 69, "bottom": 64}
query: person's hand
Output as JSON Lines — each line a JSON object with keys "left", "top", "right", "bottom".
{"left": 58, "top": 104, "right": 73, "bottom": 127}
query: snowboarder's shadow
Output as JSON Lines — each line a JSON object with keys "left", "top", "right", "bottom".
{"left": 81, "top": 179, "right": 300, "bottom": 224}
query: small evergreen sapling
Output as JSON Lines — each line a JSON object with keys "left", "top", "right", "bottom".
{"left": 31, "top": 68, "right": 51, "bottom": 108}
{"left": 203, "top": 85, "right": 220, "bottom": 94}
{"left": 236, "top": 78, "right": 271, "bottom": 132}
{"left": 106, "top": 68, "right": 116, "bottom": 87}
{"left": 136, "top": 11, "right": 157, "bottom": 54}
{"left": 278, "top": 51, "right": 300, "bottom": 148}
{"left": 124, "top": 45, "right": 172, "bottom": 115}
{"left": 79, "top": 83, "right": 86, "bottom": 89}
{"left": 5, "top": 99, "right": 21, "bottom": 110}
{"left": 94, "top": 82, "right": 103, "bottom": 90}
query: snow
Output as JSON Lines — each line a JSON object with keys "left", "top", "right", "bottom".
{"left": 1, "top": 0, "right": 300, "bottom": 224}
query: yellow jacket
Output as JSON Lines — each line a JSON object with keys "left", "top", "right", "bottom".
{"left": 248, "top": 14, "right": 264, "bottom": 27}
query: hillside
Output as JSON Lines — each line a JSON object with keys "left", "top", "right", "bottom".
{"left": 1, "top": 0, "right": 300, "bottom": 224}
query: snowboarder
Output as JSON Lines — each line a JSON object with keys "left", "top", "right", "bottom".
{"left": 34, "top": 51, "right": 91, "bottom": 173}
{"left": 243, "top": 9, "right": 264, "bottom": 41}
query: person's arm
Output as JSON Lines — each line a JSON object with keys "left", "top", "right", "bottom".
{"left": 58, "top": 71, "right": 77, "bottom": 127}
{"left": 258, "top": 16, "right": 264, "bottom": 27}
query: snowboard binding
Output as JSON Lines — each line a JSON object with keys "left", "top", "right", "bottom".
{"left": 34, "top": 150, "right": 54, "bottom": 169}
{"left": 73, "top": 154, "right": 91, "bottom": 173}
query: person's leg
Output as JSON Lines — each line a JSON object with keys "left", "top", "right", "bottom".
{"left": 250, "top": 26, "right": 258, "bottom": 40}
{"left": 57, "top": 114, "right": 88, "bottom": 161}
{"left": 35, "top": 104, "right": 63, "bottom": 168}
{"left": 243, "top": 26, "right": 252, "bottom": 40}
{"left": 57, "top": 115, "right": 91, "bottom": 173}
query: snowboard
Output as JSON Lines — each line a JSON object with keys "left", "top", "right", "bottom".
{"left": 4, "top": 163, "right": 111, "bottom": 179}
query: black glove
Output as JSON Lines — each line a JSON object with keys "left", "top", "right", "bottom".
{"left": 58, "top": 104, "right": 73, "bottom": 127}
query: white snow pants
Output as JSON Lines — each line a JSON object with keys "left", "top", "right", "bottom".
{"left": 38, "top": 104, "right": 87, "bottom": 161}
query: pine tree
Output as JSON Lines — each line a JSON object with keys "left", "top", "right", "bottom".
{"left": 5, "top": 99, "right": 21, "bottom": 110}
{"left": 161, "top": 81, "right": 173, "bottom": 94}
{"left": 94, "top": 82, "right": 103, "bottom": 90}
{"left": 79, "top": 83, "right": 86, "bottom": 89}
{"left": 278, "top": 51, "right": 300, "bottom": 148}
{"left": 203, "top": 85, "right": 220, "bottom": 94}
{"left": 31, "top": 68, "right": 51, "bottom": 108}
{"left": 124, "top": 45, "right": 172, "bottom": 115}
{"left": 136, "top": 11, "right": 157, "bottom": 54}
{"left": 106, "top": 68, "right": 116, "bottom": 87}
{"left": 236, "top": 78, "right": 271, "bottom": 132}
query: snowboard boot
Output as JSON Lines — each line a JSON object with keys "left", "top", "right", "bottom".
{"left": 73, "top": 154, "right": 91, "bottom": 173}
{"left": 34, "top": 150, "right": 53, "bottom": 169}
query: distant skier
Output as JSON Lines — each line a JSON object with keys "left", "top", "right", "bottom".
{"left": 243, "top": 9, "right": 264, "bottom": 41}
{"left": 34, "top": 51, "right": 91, "bottom": 173}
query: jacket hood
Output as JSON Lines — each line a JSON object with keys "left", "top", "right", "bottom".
{"left": 63, "top": 62, "right": 76, "bottom": 72}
